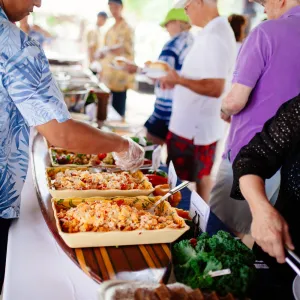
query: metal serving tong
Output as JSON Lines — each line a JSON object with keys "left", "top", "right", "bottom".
{"left": 285, "top": 247, "right": 300, "bottom": 277}
{"left": 147, "top": 181, "right": 189, "bottom": 214}
{"left": 90, "top": 165, "right": 152, "bottom": 174}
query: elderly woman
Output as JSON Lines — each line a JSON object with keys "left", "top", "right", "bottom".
{"left": 231, "top": 94, "right": 300, "bottom": 292}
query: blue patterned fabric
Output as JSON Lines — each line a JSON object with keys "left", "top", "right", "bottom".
{"left": 151, "top": 31, "right": 193, "bottom": 123}
{"left": 0, "top": 8, "right": 70, "bottom": 219}
{"left": 28, "top": 29, "right": 46, "bottom": 46}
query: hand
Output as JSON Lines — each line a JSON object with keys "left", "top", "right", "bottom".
{"left": 251, "top": 204, "right": 294, "bottom": 263}
{"left": 123, "top": 62, "right": 138, "bottom": 74}
{"left": 109, "top": 47, "right": 123, "bottom": 56}
{"left": 159, "top": 68, "right": 180, "bottom": 89}
{"left": 113, "top": 137, "right": 145, "bottom": 172}
{"left": 94, "top": 50, "right": 105, "bottom": 60}
{"left": 221, "top": 110, "right": 231, "bottom": 123}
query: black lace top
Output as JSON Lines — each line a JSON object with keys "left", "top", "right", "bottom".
{"left": 231, "top": 94, "right": 300, "bottom": 249}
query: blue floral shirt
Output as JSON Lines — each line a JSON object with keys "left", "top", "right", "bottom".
{"left": 0, "top": 8, "right": 70, "bottom": 219}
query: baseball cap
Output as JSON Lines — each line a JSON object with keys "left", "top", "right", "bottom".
{"left": 160, "top": 8, "right": 190, "bottom": 27}
{"left": 108, "top": 0, "right": 123, "bottom": 5}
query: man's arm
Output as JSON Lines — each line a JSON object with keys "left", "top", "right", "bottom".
{"left": 160, "top": 68, "right": 225, "bottom": 98}
{"left": 178, "top": 77, "right": 225, "bottom": 98}
{"left": 36, "top": 119, "right": 128, "bottom": 154}
{"left": 221, "top": 83, "right": 253, "bottom": 116}
{"left": 222, "top": 26, "right": 271, "bottom": 116}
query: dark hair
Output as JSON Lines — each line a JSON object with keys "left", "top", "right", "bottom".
{"left": 228, "top": 14, "right": 247, "bottom": 42}
{"left": 97, "top": 11, "right": 108, "bottom": 18}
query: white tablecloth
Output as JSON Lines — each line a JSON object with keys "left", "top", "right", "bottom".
{"left": 3, "top": 164, "right": 100, "bottom": 300}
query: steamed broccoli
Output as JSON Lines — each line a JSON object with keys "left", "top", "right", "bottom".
{"left": 172, "top": 231, "right": 256, "bottom": 297}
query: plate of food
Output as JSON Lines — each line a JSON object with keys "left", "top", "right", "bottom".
{"left": 97, "top": 280, "right": 235, "bottom": 300}
{"left": 144, "top": 61, "right": 169, "bottom": 79}
{"left": 46, "top": 167, "right": 155, "bottom": 198}
{"left": 92, "top": 152, "right": 152, "bottom": 168}
{"left": 103, "top": 120, "right": 133, "bottom": 131}
{"left": 52, "top": 196, "right": 189, "bottom": 248}
{"left": 50, "top": 148, "right": 96, "bottom": 167}
{"left": 294, "top": 276, "right": 300, "bottom": 300}
{"left": 110, "top": 56, "right": 131, "bottom": 70}
{"left": 70, "top": 112, "right": 90, "bottom": 121}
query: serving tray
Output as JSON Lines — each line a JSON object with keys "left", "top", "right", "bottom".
{"left": 31, "top": 132, "right": 173, "bottom": 283}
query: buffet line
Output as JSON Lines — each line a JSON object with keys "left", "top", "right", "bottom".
{"left": 30, "top": 65, "right": 262, "bottom": 299}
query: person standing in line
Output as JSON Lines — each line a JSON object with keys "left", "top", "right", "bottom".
{"left": 100, "top": 0, "right": 134, "bottom": 119}
{"left": 209, "top": 0, "right": 300, "bottom": 236}
{"left": 159, "top": 0, "right": 236, "bottom": 201}
{"left": 231, "top": 94, "right": 300, "bottom": 299}
{"left": 121, "top": 8, "right": 193, "bottom": 145}
{"left": 228, "top": 14, "right": 248, "bottom": 54}
{"left": 0, "top": 0, "right": 144, "bottom": 292}
{"left": 86, "top": 11, "right": 108, "bottom": 67}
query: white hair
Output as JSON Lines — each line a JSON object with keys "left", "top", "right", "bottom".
{"left": 203, "top": 0, "right": 218, "bottom": 5}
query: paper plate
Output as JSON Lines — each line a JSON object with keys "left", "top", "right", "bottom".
{"left": 145, "top": 69, "right": 167, "bottom": 79}
{"left": 293, "top": 276, "right": 300, "bottom": 300}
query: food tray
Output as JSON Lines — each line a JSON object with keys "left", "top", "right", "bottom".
{"left": 49, "top": 148, "right": 94, "bottom": 167}
{"left": 46, "top": 167, "right": 155, "bottom": 198}
{"left": 52, "top": 197, "right": 190, "bottom": 248}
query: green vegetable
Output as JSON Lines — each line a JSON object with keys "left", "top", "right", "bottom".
{"left": 172, "top": 231, "right": 255, "bottom": 297}
{"left": 148, "top": 169, "right": 168, "bottom": 178}
{"left": 173, "top": 240, "right": 197, "bottom": 265}
{"left": 131, "top": 137, "right": 140, "bottom": 144}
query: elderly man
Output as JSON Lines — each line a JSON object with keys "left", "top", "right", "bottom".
{"left": 209, "top": 0, "right": 300, "bottom": 235}
{"left": 0, "top": 0, "right": 144, "bottom": 291}
{"left": 160, "top": 0, "right": 236, "bottom": 201}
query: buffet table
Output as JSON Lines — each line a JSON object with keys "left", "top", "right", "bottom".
{"left": 3, "top": 166, "right": 295, "bottom": 300}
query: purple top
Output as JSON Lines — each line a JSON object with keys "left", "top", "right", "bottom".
{"left": 225, "top": 6, "right": 300, "bottom": 162}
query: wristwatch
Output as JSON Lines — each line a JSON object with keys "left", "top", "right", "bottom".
{"left": 221, "top": 108, "right": 230, "bottom": 116}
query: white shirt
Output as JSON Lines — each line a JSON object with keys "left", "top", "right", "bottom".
{"left": 169, "top": 17, "right": 237, "bottom": 145}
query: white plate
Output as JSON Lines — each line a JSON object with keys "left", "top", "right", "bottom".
{"left": 145, "top": 69, "right": 167, "bottom": 79}
{"left": 109, "top": 63, "right": 124, "bottom": 70}
{"left": 293, "top": 276, "right": 300, "bottom": 300}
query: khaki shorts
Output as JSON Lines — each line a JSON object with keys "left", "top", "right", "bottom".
{"left": 209, "top": 157, "right": 281, "bottom": 234}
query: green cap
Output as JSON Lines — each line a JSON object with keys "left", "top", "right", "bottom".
{"left": 160, "top": 8, "right": 190, "bottom": 27}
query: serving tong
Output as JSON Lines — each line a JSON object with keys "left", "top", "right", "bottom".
{"left": 89, "top": 165, "right": 152, "bottom": 174}
{"left": 286, "top": 247, "right": 300, "bottom": 277}
{"left": 147, "top": 181, "right": 189, "bottom": 214}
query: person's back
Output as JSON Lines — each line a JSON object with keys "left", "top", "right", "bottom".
{"left": 226, "top": 6, "right": 300, "bottom": 161}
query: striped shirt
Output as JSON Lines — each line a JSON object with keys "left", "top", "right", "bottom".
{"left": 151, "top": 31, "right": 193, "bottom": 123}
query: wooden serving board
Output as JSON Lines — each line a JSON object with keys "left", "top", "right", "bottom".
{"left": 31, "top": 133, "right": 172, "bottom": 284}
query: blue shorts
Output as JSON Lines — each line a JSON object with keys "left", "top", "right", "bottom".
{"left": 144, "top": 116, "right": 169, "bottom": 141}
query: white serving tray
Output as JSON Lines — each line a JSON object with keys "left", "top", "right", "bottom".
{"left": 46, "top": 167, "right": 155, "bottom": 199}
{"left": 52, "top": 197, "right": 189, "bottom": 248}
